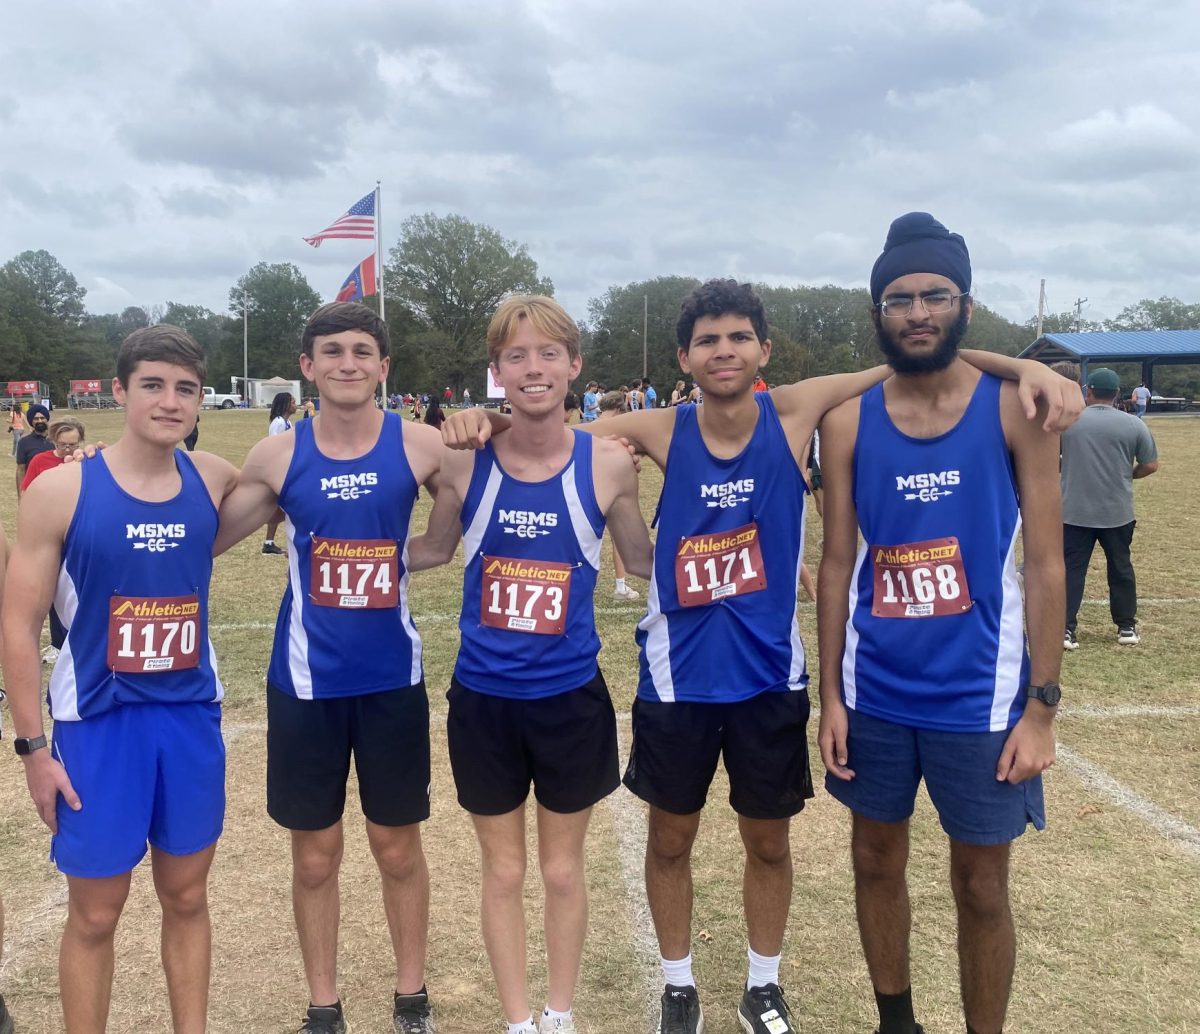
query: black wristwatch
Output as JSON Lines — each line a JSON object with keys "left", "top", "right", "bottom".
{"left": 14, "top": 734, "right": 48, "bottom": 756}
{"left": 1026, "top": 682, "right": 1062, "bottom": 707}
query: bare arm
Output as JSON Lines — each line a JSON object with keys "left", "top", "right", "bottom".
{"left": 815, "top": 400, "right": 862, "bottom": 781}
{"left": 996, "top": 385, "right": 1062, "bottom": 783}
{"left": 213, "top": 437, "right": 286, "bottom": 556}
{"left": 405, "top": 450, "right": 469, "bottom": 572}
{"left": 2, "top": 475, "right": 83, "bottom": 829}
{"left": 595, "top": 440, "right": 653, "bottom": 579}
{"left": 1133, "top": 460, "right": 1159, "bottom": 479}
{"left": 960, "top": 350, "right": 1084, "bottom": 432}
{"left": 771, "top": 366, "right": 891, "bottom": 428}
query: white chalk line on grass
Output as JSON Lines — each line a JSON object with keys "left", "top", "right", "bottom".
{"left": 211, "top": 596, "right": 1200, "bottom": 632}
{"left": 604, "top": 727, "right": 665, "bottom": 1028}
{"left": 1060, "top": 704, "right": 1200, "bottom": 719}
{"left": 1056, "top": 745, "right": 1200, "bottom": 860}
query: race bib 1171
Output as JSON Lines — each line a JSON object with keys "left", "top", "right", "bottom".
{"left": 674, "top": 522, "right": 767, "bottom": 607}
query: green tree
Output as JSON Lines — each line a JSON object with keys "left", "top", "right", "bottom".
{"left": 0, "top": 249, "right": 87, "bottom": 325}
{"left": 162, "top": 302, "right": 238, "bottom": 387}
{"left": 1104, "top": 297, "right": 1200, "bottom": 332}
{"left": 385, "top": 214, "right": 553, "bottom": 399}
{"left": 227, "top": 263, "right": 322, "bottom": 386}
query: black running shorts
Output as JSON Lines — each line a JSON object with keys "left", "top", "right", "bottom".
{"left": 447, "top": 669, "right": 620, "bottom": 816}
{"left": 266, "top": 682, "right": 431, "bottom": 830}
{"left": 623, "top": 689, "right": 814, "bottom": 819}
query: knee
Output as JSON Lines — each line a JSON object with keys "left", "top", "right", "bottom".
{"left": 370, "top": 837, "right": 423, "bottom": 883}
{"left": 68, "top": 897, "right": 124, "bottom": 943}
{"left": 482, "top": 854, "right": 527, "bottom": 898}
{"left": 157, "top": 879, "right": 208, "bottom": 922}
{"left": 647, "top": 823, "right": 696, "bottom": 866}
{"left": 951, "top": 860, "right": 1010, "bottom": 921}
{"left": 293, "top": 839, "right": 343, "bottom": 890}
{"left": 539, "top": 854, "right": 584, "bottom": 899}
{"left": 851, "top": 828, "right": 908, "bottom": 884}
{"left": 742, "top": 829, "right": 791, "bottom": 869}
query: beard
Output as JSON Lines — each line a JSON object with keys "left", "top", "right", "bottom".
{"left": 875, "top": 305, "right": 969, "bottom": 375}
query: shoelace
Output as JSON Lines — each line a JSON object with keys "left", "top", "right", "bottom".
{"left": 662, "top": 990, "right": 696, "bottom": 1029}
{"left": 745, "top": 985, "right": 791, "bottom": 1028}
{"left": 394, "top": 1006, "right": 432, "bottom": 1033}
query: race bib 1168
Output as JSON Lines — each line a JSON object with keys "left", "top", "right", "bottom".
{"left": 871, "top": 536, "right": 973, "bottom": 618}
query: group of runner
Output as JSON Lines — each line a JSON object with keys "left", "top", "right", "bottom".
{"left": 1, "top": 212, "right": 1082, "bottom": 1034}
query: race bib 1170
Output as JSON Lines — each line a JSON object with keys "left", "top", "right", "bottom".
{"left": 107, "top": 595, "right": 202, "bottom": 673}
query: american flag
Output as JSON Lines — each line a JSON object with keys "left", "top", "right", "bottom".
{"left": 335, "top": 254, "right": 377, "bottom": 302}
{"left": 303, "top": 191, "right": 376, "bottom": 247}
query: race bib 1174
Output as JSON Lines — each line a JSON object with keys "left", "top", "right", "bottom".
{"left": 309, "top": 536, "right": 399, "bottom": 609}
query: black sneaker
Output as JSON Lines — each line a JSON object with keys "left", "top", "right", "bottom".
{"left": 298, "top": 1002, "right": 347, "bottom": 1034}
{"left": 738, "top": 983, "right": 793, "bottom": 1033}
{"left": 658, "top": 983, "right": 704, "bottom": 1033}
{"left": 0, "top": 992, "right": 14, "bottom": 1034}
{"left": 1063, "top": 628, "right": 1078, "bottom": 650}
{"left": 263, "top": 542, "right": 285, "bottom": 555}
{"left": 394, "top": 989, "right": 436, "bottom": 1033}
{"left": 872, "top": 1027, "right": 924, "bottom": 1034}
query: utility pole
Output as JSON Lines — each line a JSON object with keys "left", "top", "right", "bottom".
{"left": 1073, "top": 297, "right": 1088, "bottom": 334}
{"left": 1035, "top": 279, "right": 1046, "bottom": 339}
{"left": 242, "top": 289, "right": 249, "bottom": 404}
{"left": 642, "top": 294, "right": 648, "bottom": 381}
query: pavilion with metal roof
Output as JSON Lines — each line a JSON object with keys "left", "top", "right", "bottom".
{"left": 1019, "top": 329, "right": 1200, "bottom": 392}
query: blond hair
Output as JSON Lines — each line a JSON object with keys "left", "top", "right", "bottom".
{"left": 49, "top": 417, "right": 86, "bottom": 443}
{"left": 486, "top": 295, "right": 580, "bottom": 364}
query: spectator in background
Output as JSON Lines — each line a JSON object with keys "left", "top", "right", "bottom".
{"left": 9, "top": 405, "right": 25, "bottom": 456}
{"left": 643, "top": 378, "right": 658, "bottom": 409}
{"left": 1061, "top": 368, "right": 1159, "bottom": 649}
{"left": 581, "top": 381, "right": 600, "bottom": 422}
{"left": 183, "top": 411, "right": 200, "bottom": 451}
{"left": 669, "top": 379, "right": 686, "bottom": 406}
{"left": 462, "top": 387, "right": 472, "bottom": 408}
{"left": 443, "top": 386, "right": 454, "bottom": 407}
{"left": 1131, "top": 381, "right": 1151, "bottom": 418}
{"left": 597, "top": 391, "right": 641, "bottom": 601}
{"left": 424, "top": 394, "right": 445, "bottom": 430}
{"left": 563, "top": 391, "right": 581, "bottom": 424}
{"left": 753, "top": 373, "right": 768, "bottom": 393}
{"left": 15, "top": 404, "right": 53, "bottom": 499}
{"left": 262, "top": 393, "right": 297, "bottom": 555}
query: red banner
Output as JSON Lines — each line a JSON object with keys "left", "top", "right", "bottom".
{"left": 70, "top": 379, "right": 103, "bottom": 394}
{"left": 6, "top": 381, "right": 39, "bottom": 395}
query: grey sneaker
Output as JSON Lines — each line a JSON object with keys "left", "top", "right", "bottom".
{"left": 298, "top": 1003, "right": 347, "bottom": 1034}
{"left": 538, "top": 1014, "right": 577, "bottom": 1033}
{"left": 658, "top": 984, "right": 704, "bottom": 1033}
{"left": 614, "top": 585, "right": 640, "bottom": 601}
{"left": 1063, "top": 629, "right": 1078, "bottom": 651}
{"left": 738, "top": 983, "right": 793, "bottom": 1033}
{"left": 394, "top": 989, "right": 436, "bottom": 1033}
{"left": 1117, "top": 625, "right": 1140, "bottom": 646}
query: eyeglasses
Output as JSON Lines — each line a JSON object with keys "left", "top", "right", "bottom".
{"left": 877, "top": 290, "right": 969, "bottom": 318}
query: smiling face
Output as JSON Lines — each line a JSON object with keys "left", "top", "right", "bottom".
{"left": 112, "top": 361, "right": 203, "bottom": 447}
{"left": 490, "top": 318, "right": 583, "bottom": 418}
{"left": 299, "top": 329, "right": 389, "bottom": 408}
{"left": 677, "top": 313, "right": 771, "bottom": 401}
{"left": 872, "top": 272, "right": 972, "bottom": 374}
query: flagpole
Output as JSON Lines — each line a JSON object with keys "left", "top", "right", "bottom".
{"left": 375, "top": 179, "right": 386, "bottom": 405}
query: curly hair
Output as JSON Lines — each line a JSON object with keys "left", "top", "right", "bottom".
{"left": 676, "top": 279, "right": 768, "bottom": 351}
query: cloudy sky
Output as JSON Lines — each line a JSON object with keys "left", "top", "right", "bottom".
{"left": 2, "top": 0, "right": 1197, "bottom": 329}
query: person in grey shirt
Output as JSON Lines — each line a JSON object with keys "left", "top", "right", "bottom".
{"left": 1060, "top": 368, "right": 1159, "bottom": 648}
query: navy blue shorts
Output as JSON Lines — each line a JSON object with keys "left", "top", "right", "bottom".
{"left": 824, "top": 707, "right": 1045, "bottom": 846}
{"left": 51, "top": 702, "right": 225, "bottom": 878}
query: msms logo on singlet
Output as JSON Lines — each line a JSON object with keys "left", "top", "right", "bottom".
{"left": 896, "top": 470, "right": 960, "bottom": 503}
{"left": 700, "top": 478, "right": 754, "bottom": 509}
{"left": 126, "top": 523, "right": 185, "bottom": 552}
{"left": 320, "top": 472, "right": 378, "bottom": 500}
{"left": 497, "top": 509, "right": 557, "bottom": 538}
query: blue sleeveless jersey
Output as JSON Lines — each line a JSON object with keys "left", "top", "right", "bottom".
{"left": 637, "top": 394, "right": 808, "bottom": 703}
{"left": 844, "top": 374, "right": 1029, "bottom": 732}
{"left": 48, "top": 451, "right": 222, "bottom": 721}
{"left": 455, "top": 431, "right": 604, "bottom": 698}
{"left": 269, "top": 413, "right": 423, "bottom": 698}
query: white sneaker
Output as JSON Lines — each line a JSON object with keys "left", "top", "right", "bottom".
{"left": 40, "top": 645, "right": 60, "bottom": 665}
{"left": 538, "top": 1015, "right": 577, "bottom": 1033}
{"left": 1117, "top": 626, "right": 1140, "bottom": 646}
{"left": 614, "top": 586, "right": 640, "bottom": 601}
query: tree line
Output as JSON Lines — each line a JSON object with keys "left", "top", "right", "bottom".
{"left": 3, "top": 218, "right": 1199, "bottom": 404}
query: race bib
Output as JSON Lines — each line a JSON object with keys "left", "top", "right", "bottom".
{"left": 309, "top": 536, "right": 399, "bottom": 609}
{"left": 480, "top": 556, "right": 571, "bottom": 635}
{"left": 871, "top": 536, "right": 973, "bottom": 618}
{"left": 674, "top": 522, "right": 767, "bottom": 607}
{"left": 108, "top": 595, "right": 201, "bottom": 673}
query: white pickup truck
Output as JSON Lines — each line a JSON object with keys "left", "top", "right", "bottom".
{"left": 202, "top": 386, "right": 242, "bottom": 409}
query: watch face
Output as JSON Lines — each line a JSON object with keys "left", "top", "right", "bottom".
{"left": 1043, "top": 683, "right": 1062, "bottom": 706}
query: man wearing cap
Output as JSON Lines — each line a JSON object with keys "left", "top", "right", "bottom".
{"left": 15, "top": 404, "right": 54, "bottom": 499}
{"left": 818, "top": 212, "right": 1065, "bottom": 1034}
{"left": 1061, "top": 368, "right": 1158, "bottom": 649}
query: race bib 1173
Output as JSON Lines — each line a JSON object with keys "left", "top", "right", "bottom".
{"left": 480, "top": 555, "right": 571, "bottom": 635}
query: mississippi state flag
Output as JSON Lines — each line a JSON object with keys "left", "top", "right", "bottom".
{"left": 335, "top": 254, "right": 377, "bottom": 302}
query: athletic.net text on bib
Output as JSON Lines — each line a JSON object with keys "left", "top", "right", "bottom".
{"left": 308, "top": 536, "right": 398, "bottom": 609}
{"left": 107, "top": 595, "right": 201, "bottom": 673}
{"left": 674, "top": 521, "right": 767, "bottom": 607}
{"left": 480, "top": 555, "right": 572, "bottom": 635}
{"left": 870, "top": 535, "right": 973, "bottom": 619}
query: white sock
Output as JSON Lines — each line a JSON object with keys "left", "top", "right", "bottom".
{"left": 507, "top": 1019, "right": 536, "bottom": 1034}
{"left": 661, "top": 952, "right": 695, "bottom": 988}
{"left": 615, "top": 578, "right": 627, "bottom": 593}
{"left": 264, "top": 539, "right": 274, "bottom": 546}
{"left": 543, "top": 1005, "right": 573, "bottom": 1022}
{"left": 747, "top": 946, "right": 781, "bottom": 989}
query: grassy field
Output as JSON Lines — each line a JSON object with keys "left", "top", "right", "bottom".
{"left": 1, "top": 408, "right": 1198, "bottom": 1033}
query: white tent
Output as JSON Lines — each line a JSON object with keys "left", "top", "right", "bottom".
{"left": 249, "top": 376, "right": 302, "bottom": 409}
